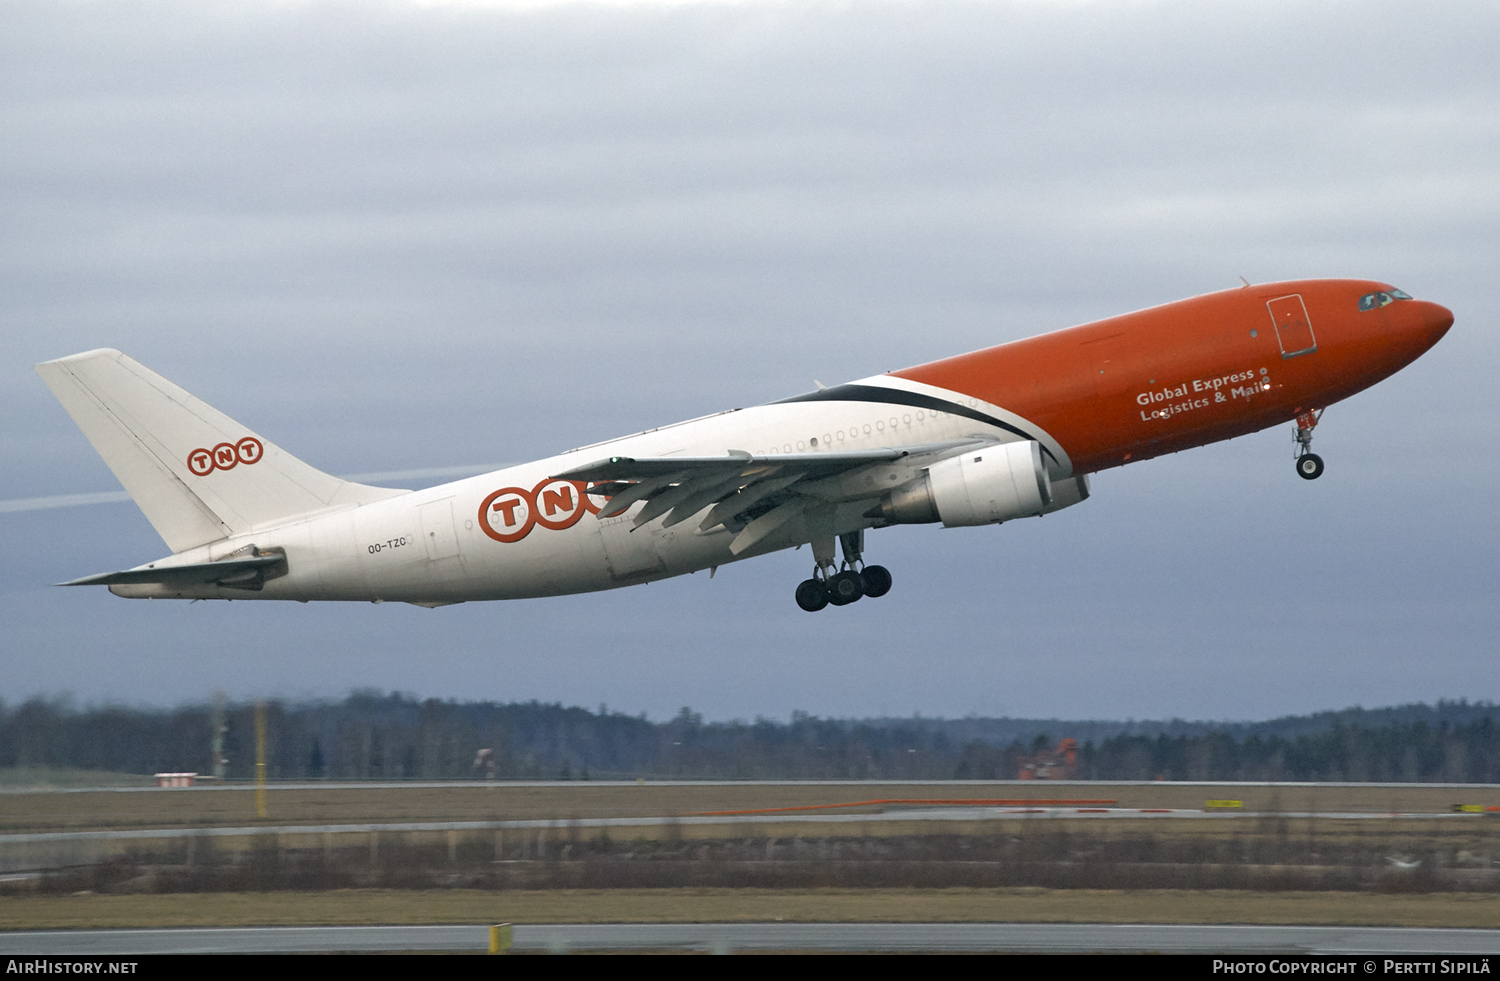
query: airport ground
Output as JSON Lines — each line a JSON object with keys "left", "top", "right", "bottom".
{"left": 6, "top": 888, "right": 1500, "bottom": 933}
{"left": 3, "top": 779, "right": 1499, "bottom": 938}
{"left": 6, "top": 778, "right": 1498, "bottom": 832}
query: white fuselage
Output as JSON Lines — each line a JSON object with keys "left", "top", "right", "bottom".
{"left": 113, "top": 378, "right": 1063, "bottom": 604}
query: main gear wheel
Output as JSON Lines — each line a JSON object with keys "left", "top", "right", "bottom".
{"left": 795, "top": 578, "right": 829, "bottom": 612}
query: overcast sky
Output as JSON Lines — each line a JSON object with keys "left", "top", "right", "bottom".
{"left": 2, "top": 0, "right": 1496, "bottom": 723}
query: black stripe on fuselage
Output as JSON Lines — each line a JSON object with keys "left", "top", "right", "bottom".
{"left": 774, "top": 383, "right": 1057, "bottom": 464}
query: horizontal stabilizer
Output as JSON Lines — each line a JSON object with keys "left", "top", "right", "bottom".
{"left": 61, "top": 553, "right": 285, "bottom": 588}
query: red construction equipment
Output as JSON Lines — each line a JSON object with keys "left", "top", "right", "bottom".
{"left": 154, "top": 772, "right": 197, "bottom": 787}
{"left": 1017, "top": 738, "right": 1078, "bottom": 780}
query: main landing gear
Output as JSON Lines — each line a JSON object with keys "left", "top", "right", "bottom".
{"left": 795, "top": 530, "right": 892, "bottom": 612}
{"left": 1294, "top": 408, "right": 1325, "bottom": 481}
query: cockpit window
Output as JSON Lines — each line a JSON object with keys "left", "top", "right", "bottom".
{"left": 1358, "top": 289, "right": 1411, "bottom": 311}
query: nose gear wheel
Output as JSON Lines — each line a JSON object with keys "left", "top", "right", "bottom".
{"left": 1293, "top": 408, "right": 1325, "bottom": 480}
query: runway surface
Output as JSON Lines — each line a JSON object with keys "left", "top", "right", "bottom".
{"left": 4, "top": 923, "right": 1500, "bottom": 954}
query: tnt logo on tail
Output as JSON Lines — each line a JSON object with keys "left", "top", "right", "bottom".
{"left": 187, "top": 437, "right": 263, "bottom": 477}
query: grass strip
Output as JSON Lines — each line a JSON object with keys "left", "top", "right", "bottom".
{"left": 4, "top": 888, "right": 1500, "bottom": 931}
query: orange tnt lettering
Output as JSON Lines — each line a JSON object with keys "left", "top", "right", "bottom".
{"left": 492, "top": 498, "right": 523, "bottom": 525}
{"left": 541, "top": 486, "right": 575, "bottom": 516}
{"left": 216, "top": 447, "right": 235, "bottom": 466}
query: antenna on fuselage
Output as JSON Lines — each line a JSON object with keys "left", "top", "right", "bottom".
{"left": 1239, "top": 276, "right": 1252, "bottom": 288}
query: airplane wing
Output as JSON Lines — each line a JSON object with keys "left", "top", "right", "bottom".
{"left": 60, "top": 552, "right": 286, "bottom": 589}
{"left": 553, "top": 438, "right": 989, "bottom": 555}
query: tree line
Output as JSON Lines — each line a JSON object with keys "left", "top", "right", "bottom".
{"left": 2, "top": 692, "right": 1497, "bottom": 782}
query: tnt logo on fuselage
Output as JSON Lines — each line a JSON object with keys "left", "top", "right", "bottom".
{"left": 187, "top": 437, "right": 264, "bottom": 477}
{"left": 479, "top": 479, "right": 601, "bottom": 544}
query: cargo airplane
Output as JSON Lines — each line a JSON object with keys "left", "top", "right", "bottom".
{"left": 38, "top": 279, "right": 1452, "bottom": 611}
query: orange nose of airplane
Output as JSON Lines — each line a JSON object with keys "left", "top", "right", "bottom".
{"left": 1421, "top": 300, "right": 1455, "bottom": 340}
{"left": 1382, "top": 298, "right": 1452, "bottom": 367}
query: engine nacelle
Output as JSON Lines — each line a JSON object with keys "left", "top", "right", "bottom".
{"left": 875, "top": 441, "right": 1089, "bottom": 527}
{"left": 928, "top": 440, "right": 1050, "bottom": 526}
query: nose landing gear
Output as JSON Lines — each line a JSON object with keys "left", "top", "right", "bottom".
{"left": 794, "top": 529, "right": 894, "bottom": 611}
{"left": 1294, "top": 409, "right": 1325, "bottom": 480}
{"left": 1296, "top": 453, "right": 1325, "bottom": 480}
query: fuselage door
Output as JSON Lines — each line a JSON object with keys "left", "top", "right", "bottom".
{"left": 599, "top": 511, "right": 666, "bottom": 582}
{"left": 418, "top": 498, "right": 462, "bottom": 564}
{"left": 1268, "top": 294, "right": 1317, "bottom": 358}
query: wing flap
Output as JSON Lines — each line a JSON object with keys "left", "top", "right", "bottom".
{"left": 661, "top": 470, "right": 767, "bottom": 529}
{"left": 634, "top": 466, "right": 750, "bottom": 527}
{"left": 729, "top": 498, "right": 806, "bottom": 555}
{"left": 698, "top": 474, "right": 803, "bottom": 532}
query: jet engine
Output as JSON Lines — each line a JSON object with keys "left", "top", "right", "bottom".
{"left": 874, "top": 441, "right": 1089, "bottom": 527}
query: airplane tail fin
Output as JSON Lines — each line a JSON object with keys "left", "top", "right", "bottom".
{"left": 36, "top": 349, "right": 408, "bottom": 553}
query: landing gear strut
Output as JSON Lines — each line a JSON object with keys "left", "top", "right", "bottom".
{"left": 1294, "top": 409, "right": 1325, "bottom": 480}
{"left": 794, "top": 530, "right": 893, "bottom": 611}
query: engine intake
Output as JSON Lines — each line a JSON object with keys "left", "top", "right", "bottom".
{"left": 874, "top": 441, "right": 1088, "bottom": 527}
